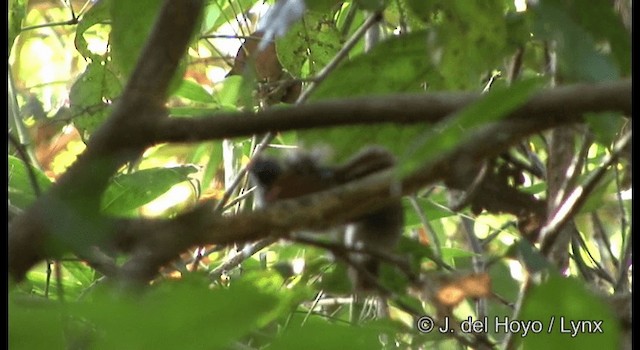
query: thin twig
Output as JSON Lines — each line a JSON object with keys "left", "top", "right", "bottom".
{"left": 295, "top": 12, "right": 382, "bottom": 103}
{"left": 481, "top": 221, "right": 516, "bottom": 248}
{"left": 213, "top": 133, "right": 274, "bottom": 212}
{"left": 209, "top": 237, "right": 278, "bottom": 281}
{"left": 614, "top": 232, "right": 631, "bottom": 293}
{"left": 540, "top": 131, "right": 632, "bottom": 254}
{"left": 301, "top": 291, "right": 325, "bottom": 326}
{"left": 613, "top": 157, "right": 628, "bottom": 266}
{"left": 55, "top": 261, "right": 65, "bottom": 302}
{"left": 44, "top": 261, "right": 52, "bottom": 298}
{"left": 222, "top": 187, "right": 256, "bottom": 211}
{"left": 591, "top": 213, "right": 618, "bottom": 267}
{"left": 21, "top": 18, "right": 79, "bottom": 32}
{"left": 500, "top": 152, "right": 545, "bottom": 179}
{"left": 571, "top": 230, "right": 615, "bottom": 284}
{"left": 502, "top": 277, "right": 533, "bottom": 350}
{"left": 234, "top": 11, "right": 378, "bottom": 158}
{"left": 8, "top": 133, "right": 42, "bottom": 197}
{"left": 448, "top": 160, "right": 489, "bottom": 212}
{"left": 291, "top": 235, "right": 420, "bottom": 283}
{"left": 8, "top": 70, "right": 40, "bottom": 167}
{"left": 408, "top": 195, "right": 443, "bottom": 262}
{"left": 461, "top": 216, "right": 487, "bottom": 321}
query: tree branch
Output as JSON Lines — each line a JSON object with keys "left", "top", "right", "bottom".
{"left": 81, "top": 114, "right": 623, "bottom": 284}
{"left": 152, "top": 79, "right": 630, "bottom": 143}
{"left": 9, "top": 76, "right": 630, "bottom": 282}
{"left": 7, "top": 0, "right": 631, "bottom": 283}
{"left": 9, "top": 0, "right": 205, "bottom": 281}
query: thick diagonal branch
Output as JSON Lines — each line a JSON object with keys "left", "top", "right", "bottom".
{"left": 106, "top": 117, "right": 603, "bottom": 284}
{"left": 9, "top": 0, "right": 205, "bottom": 281}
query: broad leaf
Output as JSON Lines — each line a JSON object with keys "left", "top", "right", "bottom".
{"left": 401, "top": 78, "right": 542, "bottom": 174}
{"left": 8, "top": 155, "right": 52, "bottom": 209}
{"left": 110, "top": 0, "right": 163, "bottom": 79}
{"left": 276, "top": 11, "right": 342, "bottom": 77}
{"left": 407, "top": 0, "right": 516, "bottom": 89}
{"left": 521, "top": 275, "right": 620, "bottom": 349}
{"left": 530, "top": 0, "right": 621, "bottom": 82}
{"left": 79, "top": 279, "right": 279, "bottom": 350}
{"left": 69, "top": 62, "right": 122, "bottom": 138}
{"left": 74, "top": 0, "right": 111, "bottom": 62}
{"left": 8, "top": 0, "right": 27, "bottom": 53}
{"left": 269, "top": 314, "right": 383, "bottom": 349}
{"left": 174, "top": 79, "right": 214, "bottom": 103}
{"left": 101, "top": 165, "right": 198, "bottom": 216}
{"left": 311, "top": 30, "right": 441, "bottom": 100}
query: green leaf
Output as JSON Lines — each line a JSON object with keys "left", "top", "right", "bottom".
{"left": 401, "top": 78, "right": 542, "bottom": 174}
{"left": 276, "top": 11, "right": 342, "bottom": 77}
{"left": 296, "top": 30, "right": 465, "bottom": 159}
{"left": 62, "top": 260, "right": 96, "bottom": 288}
{"left": 101, "top": 165, "right": 197, "bottom": 216}
{"left": 186, "top": 142, "right": 223, "bottom": 190}
{"left": 379, "top": 264, "right": 410, "bottom": 293}
{"left": 397, "top": 236, "right": 442, "bottom": 270}
{"left": 169, "top": 106, "right": 232, "bottom": 117}
{"left": 269, "top": 316, "right": 383, "bottom": 350}
{"left": 8, "top": 0, "right": 27, "bottom": 53}
{"left": 403, "top": 197, "right": 456, "bottom": 228}
{"left": 201, "top": 142, "right": 223, "bottom": 189}
{"left": 422, "top": 0, "right": 514, "bottom": 89}
{"left": 69, "top": 62, "right": 122, "bottom": 138}
{"left": 521, "top": 275, "right": 620, "bottom": 349}
{"left": 530, "top": 0, "right": 620, "bottom": 82}
{"left": 297, "top": 123, "right": 428, "bottom": 164}
{"left": 311, "top": 30, "right": 441, "bottom": 100}
{"left": 404, "top": 0, "right": 433, "bottom": 23}
{"left": 440, "top": 247, "right": 476, "bottom": 261}
{"left": 317, "top": 264, "right": 353, "bottom": 294}
{"left": 391, "top": 294, "right": 426, "bottom": 315}
{"left": 110, "top": 0, "right": 163, "bottom": 79}
{"left": 551, "top": 0, "right": 630, "bottom": 76}
{"left": 8, "top": 155, "right": 52, "bottom": 209}
{"left": 306, "top": 0, "right": 343, "bottom": 12}
{"left": 486, "top": 261, "right": 520, "bottom": 327}
{"left": 200, "top": 2, "right": 222, "bottom": 33}
{"left": 9, "top": 297, "right": 66, "bottom": 349}
{"left": 173, "top": 79, "right": 213, "bottom": 103}
{"left": 578, "top": 171, "right": 616, "bottom": 214}
{"left": 210, "top": 0, "right": 259, "bottom": 32}
{"left": 514, "top": 239, "right": 551, "bottom": 274}
{"left": 77, "top": 278, "right": 287, "bottom": 350}
{"left": 356, "top": 0, "right": 385, "bottom": 11}
{"left": 585, "top": 112, "right": 626, "bottom": 146}
{"left": 74, "top": 0, "right": 111, "bottom": 61}
{"left": 215, "top": 75, "right": 244, "bottom": 107}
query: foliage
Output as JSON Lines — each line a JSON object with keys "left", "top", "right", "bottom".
{"left": 8, "top": 0, "right": 631, "bottom": 349}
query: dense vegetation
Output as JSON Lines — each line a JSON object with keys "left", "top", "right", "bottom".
{"left": 9, "top": 0, "right": 631, "bottom": 349}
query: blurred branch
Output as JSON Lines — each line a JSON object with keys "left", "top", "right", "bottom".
{"left": 77, "top": 117, "right": 621, "bottom": 284}
{"left": 8, "top": 69, "right": 40, "bottom": 167}
{"left": 9, "top": 0, "right": 205, "bottom": 281}
{"left": 540, "top": 131, "right": 632, "bottom": 255}
{"left": 8, "top": 133, "right": 42, "bottom": 198}
{"left": 9, "top": 79, "right": 632, "bottom": 282}
{"left": 296, "top": 12, "right": 382, "bottom": 102}
{"left": 7, "top": 0, "right": 632, "bottom": 284}
{"left": 208, "top": 238, "right": 277, "bottom": 282}
{"left": 155, "top": 79, "right": 631, "bottom": 143}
